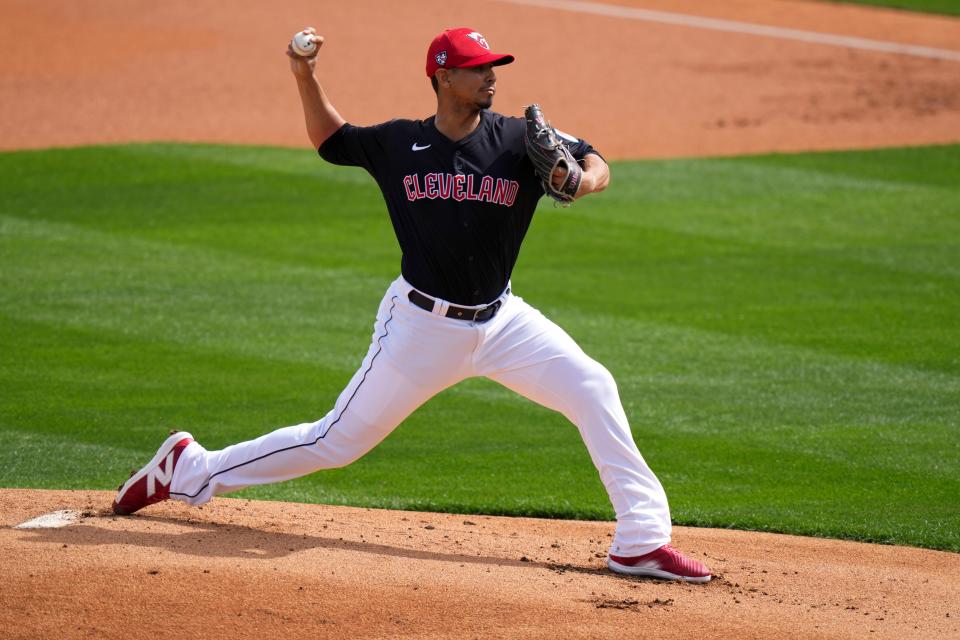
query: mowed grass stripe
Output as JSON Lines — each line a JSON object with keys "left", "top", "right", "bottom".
{"left": 0, "top": 143, "right": 957, "bottom": 550}
{"left": 0, "top": 214, "right": 386, "bottom": 371}
{"left": 0, "top": 429, "right": 140, "bottom": 490}
{"left": 6, "top": 210, "right": 955, "bottom": 378}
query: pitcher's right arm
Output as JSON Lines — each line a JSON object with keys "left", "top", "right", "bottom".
{"left": 288, "top": 28, "right": 346, "bottom": 149}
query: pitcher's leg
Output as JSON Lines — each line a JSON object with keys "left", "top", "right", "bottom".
{"left": 170, "top": 291, "right": 463, "bottom": 505}
{"left": 481, "top": 298, "right": 671, "bottom": 556}
{"left": 170, "top": 374, "right": 428, "bottom": 506}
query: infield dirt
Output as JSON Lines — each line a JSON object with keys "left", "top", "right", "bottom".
{"left": 2, "top": 0, "right": 960, "bottom": 157}
{"left": 2, "top": 0, "right": 959, "bottom": 638}
{"left": 2, "top": 489, "right": 959, "bottom": 640}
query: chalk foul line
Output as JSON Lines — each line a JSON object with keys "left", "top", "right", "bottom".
{"left": 497, "top": 0, "right": 960, "bottom": 62}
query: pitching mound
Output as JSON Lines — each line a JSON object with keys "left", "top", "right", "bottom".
{"left": 1, "top": 489, "right": 956, "bottom": 639}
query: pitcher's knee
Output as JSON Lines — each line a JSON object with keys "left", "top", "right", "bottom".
{"left": 313, "top": 413, "right": 393, "bottom": 469}
{"left": 579, "top": 360, "right": 619, "bottom": 400}
{"left": 552, "top": 359, "right": 620, "bottom": 421}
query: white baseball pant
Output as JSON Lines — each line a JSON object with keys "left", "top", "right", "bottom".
{"left": 170, "top": 276, "right": 672, "bottom": 556}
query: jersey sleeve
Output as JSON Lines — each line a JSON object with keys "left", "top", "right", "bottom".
{"left": 554, "top": 129, "right": 604, "bottom": 163}
{"left": 318, "top": 121, "right": 393, "bottom": 175}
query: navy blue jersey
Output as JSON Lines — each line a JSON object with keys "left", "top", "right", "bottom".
{"left": 319, "top": 109, "right": 599, "bottom": 305}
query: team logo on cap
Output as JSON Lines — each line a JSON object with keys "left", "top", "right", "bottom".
{"left": 465, "top": 32, "right": 490, "bottom": 50}
{"left": 435, "top": 50, "right": 447, "bottom": 66}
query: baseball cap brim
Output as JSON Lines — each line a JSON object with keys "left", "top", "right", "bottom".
{"left": 457, "top": 52, "right": 515, "bottom": 69}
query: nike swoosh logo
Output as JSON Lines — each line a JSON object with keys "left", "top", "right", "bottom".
{"left": 411, "top": 143, "right": 431, "bottom": 151}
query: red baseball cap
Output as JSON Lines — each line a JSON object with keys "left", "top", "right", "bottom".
{"left": 425, "top": 28, "right": 514, "bottom": 77}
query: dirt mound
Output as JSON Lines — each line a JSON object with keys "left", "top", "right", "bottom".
{"left": 1, "top": 489, "right": 957, "bottom": 639}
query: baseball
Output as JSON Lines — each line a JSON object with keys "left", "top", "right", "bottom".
{"left": 291, "top": 30, "right": 317, "bottom": 57}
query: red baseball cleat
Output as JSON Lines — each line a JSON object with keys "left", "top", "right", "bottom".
{"left": 112, "top": 431, "right": 194, "bottom": 515}
{"left": 608, "top": 544, "right": 712, "bottom": 583}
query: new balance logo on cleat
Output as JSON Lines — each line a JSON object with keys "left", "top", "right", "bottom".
{"left": 146, "top": 451, "right": 176, "bottom": 498}
{"left": 112, "top": 431, "right": 194, "bottom": 515}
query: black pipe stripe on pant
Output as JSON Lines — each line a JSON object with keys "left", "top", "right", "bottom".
{"left": 171, "top": 296, "right": 399, "bottom": 500}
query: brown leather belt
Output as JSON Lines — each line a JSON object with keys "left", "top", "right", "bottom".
{"left": 407, "top": 289, "right": 505, "bottom": 322}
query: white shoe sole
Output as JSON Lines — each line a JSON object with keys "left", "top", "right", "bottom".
{"left": 114, "top": 431, "right": 193, "bottom": 506}
{"left": 608, "top": 558, "right": 712, "bottom": 583}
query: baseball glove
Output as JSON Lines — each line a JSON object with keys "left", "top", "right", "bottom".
{"left": 523, "top": 104, "right": 583, "bottom": 204}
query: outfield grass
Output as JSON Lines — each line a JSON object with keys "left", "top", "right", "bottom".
{"left": 826, "top": 0, "right": 960, "bottom": 16}
{"left": 1, "top": 143, "right": 957, "bottom": 551}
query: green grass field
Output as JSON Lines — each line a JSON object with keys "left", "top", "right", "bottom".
{"left": 829, "top": 0, "right": 960, "bottom": 16}
{"left": 1, "top": 143, "right": 957, "bottom": 551}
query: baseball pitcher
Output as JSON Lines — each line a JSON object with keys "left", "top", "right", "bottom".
{"left": 113, "top": 27, "right": 711, "bottom": 583}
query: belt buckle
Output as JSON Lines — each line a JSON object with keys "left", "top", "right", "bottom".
{"left": 474, "top": 300, "right": 500, "bottom": 322}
